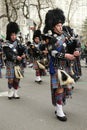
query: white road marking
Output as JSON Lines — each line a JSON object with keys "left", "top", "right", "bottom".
{"left": 0, "top": 91, "right": 8, "bottom": 97}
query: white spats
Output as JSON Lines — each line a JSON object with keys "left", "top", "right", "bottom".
{"left": 35, "top": 76, "right": 42, "bottom": 82}
{"left": 8, "top": 88, "right": 14, "bottom": 98}
{"left": 13, "top": 89, "right": 20, "bottom": 99}
{"left": 56, "top": 104, "right": 65, "bottom": 117}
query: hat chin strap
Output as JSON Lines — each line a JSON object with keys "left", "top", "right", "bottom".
{"left": 53, "top": 30, "right": 62, "bottom": 35}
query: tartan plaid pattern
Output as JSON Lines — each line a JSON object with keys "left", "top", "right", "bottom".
{"left": 50, "top": 60, "right": 73, "bottom": 106}
{"left": 6, "top": 61, "right": 24, "bottom": 79}
{"left": 13, "top": 79, "right": 19, "bottom": 89}
{"left": 50, "top": 70, "right": 60, "bottom": 106}
{"left": 33, "top": 61, "right": 39, "bottom": 70}
{"left": 6, "top": 61, "right": 15, "bottom": 78}
{"left": 33, "top": 60, "right": 40, "bottom": 76}
{"left": 33, "top": 60, "right": 46, "bottom": 76}
{"left": 50, "top": 71, "right": 59, "bottom": 89}
{"left": 55, "top": 93, "right": 63, "bottom": 105}
{"left": 6, "top": 66, "right": 15, "bottom": 79}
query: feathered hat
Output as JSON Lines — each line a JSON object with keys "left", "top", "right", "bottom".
{"left": 44, "top": 8, "right": 65, "bottom": 34}
{"left": 33, "top": 30, "right": 41, "bottom": 40}
{"left": 6, "top": 22, "right": 20, "bottom": 40}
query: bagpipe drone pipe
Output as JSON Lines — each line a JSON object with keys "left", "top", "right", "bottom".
{"left": 29, "top": 43, "right": 45, "bottom": 59}
{"left": 17, "top": 42, "right": 27, "bottom": 56}
{"left": 42, "top": 32, "right": 75, "bottom": 85}
{"left": 62, "top": 26, "right": 78, "bottom": 54}
{"left": 16, "top": 42, "right": 27, "bottom": 67}
{"left": 64, "top": 33, "right": 78, "bottom": 54}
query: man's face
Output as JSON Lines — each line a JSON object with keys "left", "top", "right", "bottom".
{"left": 34, "top": 37, "right": 40, "bottom": 44}
{"left": 10, "top": 33, "right": 17, "bottom": 42}
{"left": 53, "top": 23, "right": 63, "bottom": 34}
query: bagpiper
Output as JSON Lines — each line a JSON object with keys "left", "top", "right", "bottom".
{"left": 3, "top": 22, "right": 26, "bottom": 99}
{"left": 32, "top": 30, "right": 46, "bottom": 83}
{"left": 43, "top": 8, "right": 80, "bottom": 121}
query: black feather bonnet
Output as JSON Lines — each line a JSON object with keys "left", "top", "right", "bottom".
{"left": 6, "top": 22, "right": 20, "bottom": 40}
{"left": 44, "top": 8, "right": 65, "bottom": 33}
{"left": 33, "top": 30, "right": 41, "bottom": 40}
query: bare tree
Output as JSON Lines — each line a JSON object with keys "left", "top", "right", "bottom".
{"left": 67, "top": 0, "right": 79, "bottom": 26}
{"left": 0, "top": 0, "right": 54, "bottom": 27}
{"left": 21, "top": 0, "right": 29, "bottom": 19}
{"left": 0, "top": 0, "right": 20, "bottom": 22}
{"left": 81, "top": 18, "right": 87, "bottom": 42}
{"left": 66, "top": 0, "right": 87, "bottom": 26}
{"left": 21, "top": 0, "right": 54, "bottom": 29}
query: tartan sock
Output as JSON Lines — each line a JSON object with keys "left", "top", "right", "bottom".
{"left": 55, "top": 93, "right": 63, "bottom": 105}
{"left": 13, "top": 80, "right": 19, "bottom": 90}
{"left": 36, "top": 69, "right": 40, "bottom": 76}
{"left": 8, "top": 82, "right": 13, "bottom": 89}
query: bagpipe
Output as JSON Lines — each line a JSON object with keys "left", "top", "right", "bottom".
{"left": 62, "top": 25, "right": 79, "bottom": 54}
{"left": 63, "top": 33, "right": 78, "bottom": 54}
{"left": 29, "top": 43, "right": 46, "bottom": 60}
{"left": 41, "top": 32, "right": 57, "bottom": 49}
{"left": 42, "top": 30, "right": 77, "bottom": 85}
{"left": 17, "top": 42, "right": 26, "bottom": 56}
{"left": 62, "top": 30, "right": 81, "bottom": 81}
{"left": 3, "top": 40, "right": 26, "bottom": 62}
{"left": 3, "top": 43, "right": 17, "bottom": 62}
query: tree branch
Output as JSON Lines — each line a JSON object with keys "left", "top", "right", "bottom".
{"left": 4, "top": 0, "right": 11, "bottom": 22}
{"left": 21, "top": 0, "right": 29, "bottom": 19}
{"left": 0, "top": 14, "right": 7, "bottom": 19}
{"left": 10, "top": 0, "right": 18, "bottom": 21}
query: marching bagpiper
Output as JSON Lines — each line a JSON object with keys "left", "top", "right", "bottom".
{"left": 43, "top": 8, "right": 80, "bottom": 121}
{"left": 3, "top": 22, "right": 26, "bottom": 99}
{"left": 32, "top": 30, "right": 47, "bottom": 83}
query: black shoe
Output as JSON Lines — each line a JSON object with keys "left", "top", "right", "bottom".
{"left": 55, "top": 111, "right": 57, "bottom": 115}
{"left": 35, "top": 80, "right": 42, "bottom": 84}
{"left": 8, "top": 97, "right": 13, "bottom": 100}
{"left": 57, "top": 116, "right": 67, "bottom": 122}
{"left": 13, "top": 96, "right": 20, "bottom": 99}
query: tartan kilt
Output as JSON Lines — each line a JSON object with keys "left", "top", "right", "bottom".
{"left": 6, "top": 64, "right": 15, "bottom": 79}
{"left": 6, "top": 61, "right": 24, "bottom": 79}
{"left": 33, "top": 60, "right": 46, "bottom": 76}
{"left": 50, "top": 60, "right": 73, "bottom": 106}
{"left": 50, "top": 71, "right": 59, "bottom": 106}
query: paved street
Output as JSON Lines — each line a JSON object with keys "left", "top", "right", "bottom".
{"left": 0, "top": 60, "right": 87, "bottom": 130}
